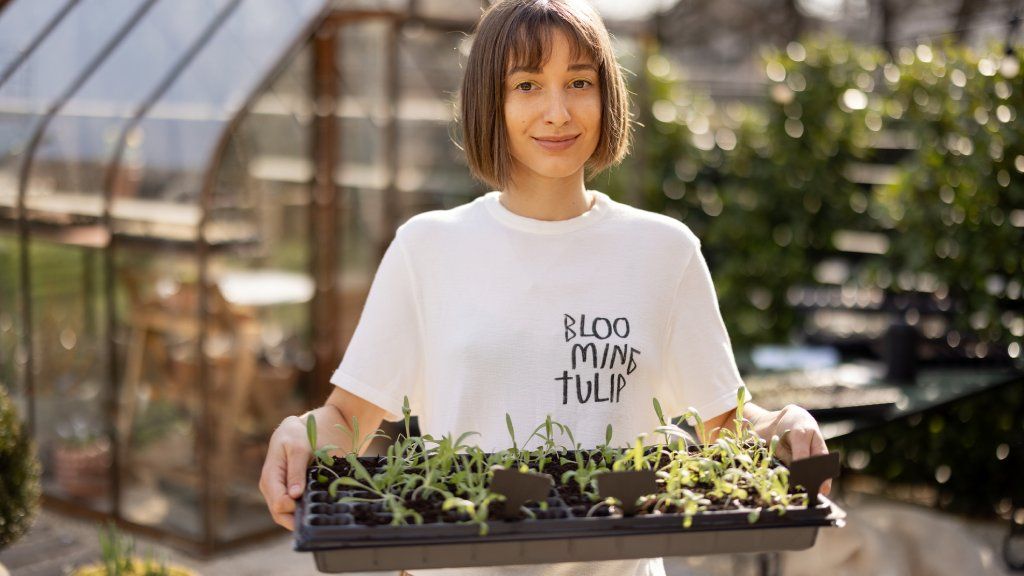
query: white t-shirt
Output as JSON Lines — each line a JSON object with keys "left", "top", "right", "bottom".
{"left": 331, "top": 190, "right": 749, "bottom": 576}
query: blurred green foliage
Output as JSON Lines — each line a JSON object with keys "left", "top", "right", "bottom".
{"left": 877, "top": 44, "right": 1024, "bottom": 348}
{"left": 0, "top": 384, "right": 40, "bottom": 549}
{"left": 605, "top": 37, "right": 1023, "bottom": 357}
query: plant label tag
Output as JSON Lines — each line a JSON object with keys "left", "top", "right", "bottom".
{"left": 490, "top": 467, "right": 554, "bottom": 519}
{"left": 789, "top": 452, "right": 841, "bottom": 507}
{"left": 596, "top": 470, "right": 657, "bottom": 516}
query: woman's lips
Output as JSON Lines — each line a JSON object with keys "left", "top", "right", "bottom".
{"left": 533, "top": 135, "right": 579, "bottom": 151}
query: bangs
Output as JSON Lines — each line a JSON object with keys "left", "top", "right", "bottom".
{"left": 505, "top": 11, "right": 603, "bottom": 75}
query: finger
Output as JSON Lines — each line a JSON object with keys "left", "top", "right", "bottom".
{"left": 774, "top": 430, "right": 793, "bottom": 464}
{"left": 789, "top": 429, "right": 812, "bottom": 462}
{"left": 262, "top": 456, "right": 297, "bottom": 530}
{"left": 821, "top": 478, "right": 833, "bottom": 497}
{"left": 272, "top": 509, "right": 295, "bottom": 531}
{"left": 810, "top": 429, "right": 828, "bottom": 457}
{"left": 271, "top": 475, "right": 298, "bottom": 532}
{"left": 262, "top": 441, "right": 301, "bottom": 524}
{"left": 260, "top": 440, "right": 288, "bottom": 505}
{"left": 286, "top": 443, "right": 310, "bottom": 499}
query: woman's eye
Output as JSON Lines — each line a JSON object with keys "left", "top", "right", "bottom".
{"left": 571, "top": 79, "right": 591, "bottom": 89}
{"left": 516, "top": 81, "right": 535, "bottom": 92}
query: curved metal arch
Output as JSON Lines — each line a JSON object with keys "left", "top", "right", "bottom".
{"left": 0, "top": 0, "right": 81, "bottom": 90}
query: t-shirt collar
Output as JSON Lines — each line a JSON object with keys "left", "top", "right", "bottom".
{"left": 480, "top": 190, "right": 611, "bottom": 234}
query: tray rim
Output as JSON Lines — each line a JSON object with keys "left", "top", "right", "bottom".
{"left": 294, "top": 492, "right": 846, "bottom": 552}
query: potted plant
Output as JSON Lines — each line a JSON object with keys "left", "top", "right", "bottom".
{"left": 71, "top": 523, "right": 197, "bottom": 576}
{"left": 54, "top": 418, "right": 111, "bottom": 501}
{"left": 0, "top": 386, "right": 41, "bottom": 555}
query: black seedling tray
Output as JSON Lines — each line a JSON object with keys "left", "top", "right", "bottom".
{"left": 294, "top": 452, "right": 845, "bottom": 573}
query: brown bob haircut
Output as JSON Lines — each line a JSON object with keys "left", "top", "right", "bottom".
{"left": 460, "top": 0, "right": 632, "bottom": 191}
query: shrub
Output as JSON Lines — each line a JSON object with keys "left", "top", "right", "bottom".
{"left": 0, "top": 385, "right": 41, "bottom": 549}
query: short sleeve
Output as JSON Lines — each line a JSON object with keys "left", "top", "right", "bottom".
{"left": 659, "top": 243, "right": 750, "bottom": 421}
{"left": 330, "top": 232, "right": 424, "bottom": 421}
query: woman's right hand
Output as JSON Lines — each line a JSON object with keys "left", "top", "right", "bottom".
{"left": 259, "top": 414, "right": 311, "bottom": 531}
{"left": 259, "top": 389, "right": 388, "bottom": 531}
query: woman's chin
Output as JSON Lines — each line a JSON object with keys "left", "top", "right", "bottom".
{"left": 528, "top": 164, "right": 587, "bottom": 181}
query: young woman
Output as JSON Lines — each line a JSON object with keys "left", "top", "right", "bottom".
{"left": 260, "top": 1, "right": 829, "bottom": 574}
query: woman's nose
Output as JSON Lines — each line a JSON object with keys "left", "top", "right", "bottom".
{"left": 543, "top": 90, "right": 572, "bottom": 126}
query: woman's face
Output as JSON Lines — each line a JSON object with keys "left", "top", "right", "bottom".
{"left": 503, "top": 30, "right": 601, "bottom": 187}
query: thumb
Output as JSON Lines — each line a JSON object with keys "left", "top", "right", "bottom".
{"left": 286, "top": 445, "right": 309, "bottom": 499}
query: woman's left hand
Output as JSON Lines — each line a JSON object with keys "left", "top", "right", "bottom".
{"left": 750, "top": 403, "right": 831, "bottom": 495}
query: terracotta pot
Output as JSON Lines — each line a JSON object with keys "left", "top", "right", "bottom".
{"left": 54, "top": 440, "right": 111, "bottom": 500}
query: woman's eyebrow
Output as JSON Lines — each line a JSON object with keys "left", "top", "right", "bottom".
{"left": 507, "top": 62, "right": 598, "bottom": 75}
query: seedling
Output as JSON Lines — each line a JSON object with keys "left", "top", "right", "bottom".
{"left": 300, "top": 387, "right": 837, "bottom": 536}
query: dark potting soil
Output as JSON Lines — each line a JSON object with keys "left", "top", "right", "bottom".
{"left": 307, "top": 449, "right": 806, "bottom": 528}
{"left": 349, "top": 503, "right": 392, "bottom": 526}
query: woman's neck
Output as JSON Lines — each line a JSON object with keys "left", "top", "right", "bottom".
{"left": 499, "top": 170, "right": 594, "bottom": 221}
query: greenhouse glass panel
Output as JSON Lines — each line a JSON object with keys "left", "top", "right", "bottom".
{"left": 0, "top": 0, "right": 74, "bottom": 73}
{"left": 24, "top": 0, "right": 233, "bottom": 235}
{"left": 331, "top": 0, "right": 408, "bottom": 11}
{"left": 114, "top": 245, "right": 202, "bottom": 538}
{"left": 332, "top": 18, "right": 391, "bottom": 317}
{"left": 396, "top": 25, "right": 480, "bottom": 216}
{"left": 29, "top": 239, "right": 112, "bottom": 514}
{"left": 336, "top": 20, "right": 388, "bottom": 182}
{"left": 206, "top": 44, "right": 315, "bottom": 541}
{"left": 0, "top": 0, "right": 143, "bottom": 221}
{"left": 0, "top": 232, "right": 25, "bottom": 410}
{"left": 415, "top": 0, "right": 485, "bottom": 21}
{"left": 336, "top": 186, "right": 385, "bottom": 360}
{"left": 118, "top": 0, "right": 324, "bottom": 245}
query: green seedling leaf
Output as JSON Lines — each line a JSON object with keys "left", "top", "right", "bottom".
{"left": 605, "top": 424, "right": 613, "bottom": 446}
{"left": 346, "top": 453, "right": 376, "bottom": 487}
{"left": 402, "top": 396, "right": 413, "bottom": 439}
{"left": 747, "top": 507, "right": 761, "bottom": 524}
{"left": 455, "top": 430, "right": 481, "bottom": 450}
{"left": 655, "top": 425, "right": 696, "bottom": 445}
{"left": 653, "top": 397, "right": 666, "bottom": 427}
{"left": 505, "top": 413, "right": 517, "bottom": 450}
{"left": 306, "top": 413, "right": 317, "bottom": 451}
{"left": 331, "top": 476, "right": 376, "bottom": 498}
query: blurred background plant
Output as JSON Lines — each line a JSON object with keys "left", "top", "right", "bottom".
{"left": 0, "top": 385, "right": 40, "bottom": 550}
{"left": 876, "top": 41, "right": 1024, "bottom": 355}
{"left": 69, "top": 522, "right": 196, "bottom": 576}
{"left": 607, "top": 35, "right": 1023, "bottom": 363}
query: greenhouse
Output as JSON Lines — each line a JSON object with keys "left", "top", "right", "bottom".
{"left": 0, "top": 0, "right": 530, "bottom": 554}
{"left": 0, "top": 0, "right": 1022, "bottom": 573}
